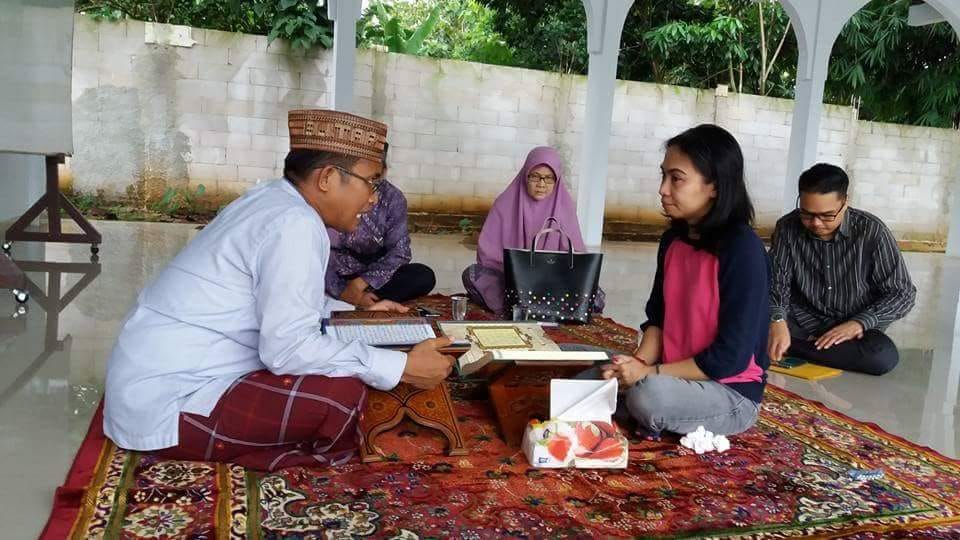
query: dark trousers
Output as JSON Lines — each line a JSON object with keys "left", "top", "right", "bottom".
{"left": 373, "top": 263, "right": 436, "bottom": 303}
{"left": 786, "top": 317, "right": 899, "bottom": 376}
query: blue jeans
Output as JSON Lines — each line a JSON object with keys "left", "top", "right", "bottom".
{"left": 577, "top": 367, "right": 760, "bottom": 436}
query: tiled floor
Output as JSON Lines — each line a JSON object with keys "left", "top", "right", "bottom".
{"left": 1, "top": 221, "right": 958, "bottom": 538}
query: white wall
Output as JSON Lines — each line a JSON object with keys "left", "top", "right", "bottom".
{"left": 67, "top": 16, "right": 960, "bottom": 242}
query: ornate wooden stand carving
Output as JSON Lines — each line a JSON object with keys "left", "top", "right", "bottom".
{"left": 488, "top": 364, "right": 586, "bottom": 447}
{"left": 360, "top": 382, "right": 468, "bottom": 462}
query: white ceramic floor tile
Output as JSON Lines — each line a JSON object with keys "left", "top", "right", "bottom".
{"left": 1, "top": 221, "right": 957, "bottom": 537}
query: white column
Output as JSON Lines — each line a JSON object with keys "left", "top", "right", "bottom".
{"left": 949, "top": 195, "right": 960, "bottom": 258}
{"left": 919, "top": 256, "right": 960, "bottom": 457}
{"left": 920, "top": 0, "right": 960, "bottom": 256}
{"left": 778, "top": 0, "right": 869, "bottom": 215}
{"left": 915, "top": 2, "right": 960, "bottom": 457}
{"left": 0, "top": 153, "right": 44, "bottom": 225}
{"left": 326, "top": 0, "right": 362, "bottom": 113}
{"left": 576, "top": 0, "right": 634, "bottom": 249}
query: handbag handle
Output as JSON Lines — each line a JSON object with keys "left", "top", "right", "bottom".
{"left": 530, "top": 227, "right": 574, "bottom": 269}
{"left": 532, "top": 217, "right": 567, "bottom": 250}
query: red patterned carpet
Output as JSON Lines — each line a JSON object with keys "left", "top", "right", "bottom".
{"left": 43, "top": 297, "right": 960, "bottom": 538}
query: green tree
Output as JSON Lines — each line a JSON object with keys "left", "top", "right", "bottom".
{"left": 75, "top": 0, "right": 959, "bottom": 127}
{"left": 75, "top": 0, "right": 333, "bottom": 49}
{"left": 359, "top": 0, "right": 514, "bottom": 65}
{"left": 642, "top": 0, "right": 795, "bottom": 96}
{"left": 828, "top": 0, "right": 960, "bottom": 127}
{"left": 482, "top": 0, "right": 590, "bottom": 74}
{"left": 487, "top": 0, "right": 957, "bottom": 127}
{"left": 360, "top": 1, "right": 441, "bottom": 55}
{"left": 481, "top": 0, "right": 706, "bottom": 77}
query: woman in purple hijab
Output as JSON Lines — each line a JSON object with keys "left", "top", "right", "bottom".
{"left": 462, "top": 146, "right": 605, "bottom": 316}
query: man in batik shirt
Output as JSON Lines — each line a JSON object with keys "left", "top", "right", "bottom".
{"left": 326, "top": 144, "right": 437, "bottom": 308}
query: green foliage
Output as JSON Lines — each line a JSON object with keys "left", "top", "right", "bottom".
{"left": 645, "top": 16, "right": 747, "bottom": 84}
{"left": 64, "top": 186, "right": 218, "bottom": 222}
{"left": 75, "top": 0, "right": 333, "bottom": 50}
{"left": 257, "top": 0, "right": 332, "bottom": 50}
{"left": 486, "top": 0, "right": 957, "bottom": 127}
{"left": 365, "top": 1, "right": 441, "bottom": 54}
{"left": 827, "top": 0, "right": 960, "bottom": 127}
{"left": 360, "top": 0, "right": 514, "bottom": 65}
{"left": 154, "top": 184, "right": 207, "bottom": 215}
{"left": 458, "top": 217, "right": 475, "bottom": 234}
{"left": 65, "top": 189, "right": 101, "bottom": 214}
{"left": 81, "top": 7, "right": 125, "bottom": 21}
{"left": 483, "top": 0, "right": 589, "bottom": 74}
{"left": 642, "top": 0, "right": 794, "bottom": 96}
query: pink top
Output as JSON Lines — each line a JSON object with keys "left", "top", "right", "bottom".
{"left": 661, "top": 240, "right": 763, "bottom": 384}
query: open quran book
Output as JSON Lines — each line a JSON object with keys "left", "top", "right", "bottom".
{"left": 438, "top": 321, "right": 608, "bottom": 376}
{"left": 324, "top": 317, "right": 436, "bottom": 349}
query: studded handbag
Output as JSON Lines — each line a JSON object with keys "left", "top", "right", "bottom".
{"left": 503, "top": 220, "right": 603, "bottom": 324}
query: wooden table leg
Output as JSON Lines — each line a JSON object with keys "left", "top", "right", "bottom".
{"left": 360, "top": 381, "right": 468, "bottom": 463}
{"left": 4, "top": 154, "right": 102, "bottom": 256}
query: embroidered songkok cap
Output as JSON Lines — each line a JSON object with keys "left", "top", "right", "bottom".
{"left": 288, "top": 109, "right": 388, "bottom": 164}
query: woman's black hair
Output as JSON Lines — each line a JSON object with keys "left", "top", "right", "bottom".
{"left": 664, "top": 124, "right": 755, "bottom": 248}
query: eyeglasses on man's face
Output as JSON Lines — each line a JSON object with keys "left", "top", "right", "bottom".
{"left": 796, "top": 195, "right": 846, "bottom": 222}
{"left": 332, "top": 165, "right": 383, "bottom": 194}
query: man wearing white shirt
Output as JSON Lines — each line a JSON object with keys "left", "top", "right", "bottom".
{"left": 104, "top": 110, "right": 453, "bottom": 471}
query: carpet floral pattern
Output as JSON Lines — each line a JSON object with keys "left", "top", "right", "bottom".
{"left": 43, "top": 297, "right": 960, "bottom": 538}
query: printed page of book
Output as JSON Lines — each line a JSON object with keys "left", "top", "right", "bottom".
{"left": 327, "top": 321, "right": 436, "bottom": 347}
{"left": 439, "top": 322, "right": 563, "bottom": 375}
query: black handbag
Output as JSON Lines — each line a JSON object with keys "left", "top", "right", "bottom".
{"left": 503, "top": 219, "right": 603, "bottom": 324}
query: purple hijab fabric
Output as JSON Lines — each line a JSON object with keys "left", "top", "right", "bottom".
{"left": 465, "top": 146, "right": 600, "bottom": 315}
{"left": 476, "top": 146, "right": 586, "bottom": 272}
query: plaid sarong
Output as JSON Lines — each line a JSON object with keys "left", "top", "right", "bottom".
{"left": 155, "top": 370, "right": 368, "bottom": 471}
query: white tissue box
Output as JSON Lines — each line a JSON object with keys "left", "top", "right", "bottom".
{"left": 521, "top": 379, "right": 629, "bottom": 469}
{"left": 522, "top": 419, "right": 629, "bottom": 468}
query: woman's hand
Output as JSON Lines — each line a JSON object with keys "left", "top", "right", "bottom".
{"left": 634, "top": 326, "right": 663, "bottom": 366}
{"left": 601, "top": 355, "right": 655, "bottom": 387}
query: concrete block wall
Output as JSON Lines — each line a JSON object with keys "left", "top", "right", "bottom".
{"left": 847, "top": 122, "right": 960, "bottom": 240}
{"left": 69, "top": 16, "right": 338, "bottom": 199}
{"left": 67, "top": 16, "right": 960, "bottom": 241}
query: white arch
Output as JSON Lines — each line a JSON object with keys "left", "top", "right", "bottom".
{"left": 921, "top": 0, "right": 960, "bottom": 257}
{"left": 327, "top": 0, "right": 362, "bottom": 112}
{"left": 921, "top": 0, "right": 960, "bottom": 36}
{"left": 777, "top": 0, "right": 869, "bottom": 214}
{"left": 577, "top": 0, "right": 635, "bottom": 248}
{"left": 917, "top": 1, "right": 960, "bottom": 461}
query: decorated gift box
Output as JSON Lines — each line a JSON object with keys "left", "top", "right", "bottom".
{"left": 522, "top": 379, "right": 629, "bottom": 468}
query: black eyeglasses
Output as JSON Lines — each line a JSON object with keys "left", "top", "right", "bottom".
{"left": 797, "top": 196, "right": 846, "bottom": 222}
{"left": 332, "top": 165, "right": 383, "bottom": 193}
{"left": 526, "top": 172, "right": 557, "bottom": 186}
